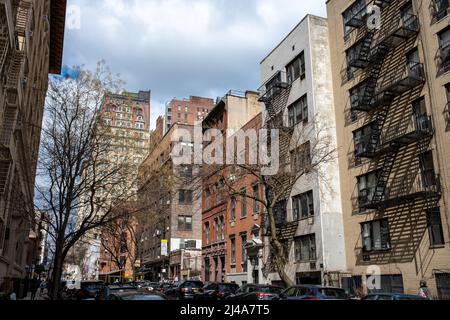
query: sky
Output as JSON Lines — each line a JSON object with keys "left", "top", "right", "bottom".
{"left": 63, "top": 0, "right": 327, "bottom": 128}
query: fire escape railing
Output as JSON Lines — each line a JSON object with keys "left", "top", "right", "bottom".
{"left": 355, "top": 114, "right": 433, "bottom": 159}
{"left": 258, "top": 70, "right": 290, "bottom": 103}
{"left": 358, "top": 173, "right": 441, "bottom": 210}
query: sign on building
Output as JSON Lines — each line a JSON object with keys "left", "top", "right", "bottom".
{"left": 161, "top": 240, "right": 168, "bottom": 257}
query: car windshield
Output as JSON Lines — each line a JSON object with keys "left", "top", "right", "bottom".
{"left": 259, "top": 286, "right": 283, "bottom": 294}
{"left": 218, "top": 284, "right": 239, "bottom": 292}
{"left": 319, "top": 288, "right": 348, "bottom": 299}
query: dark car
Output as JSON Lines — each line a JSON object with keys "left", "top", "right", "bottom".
{"left": 279, "top": 285, "right": 350, "bottom": 300}
{"left": 95, "top": 283, "right": 138, "bottom": 300}
{"left": 159, "top": 283, "right": 175, "bottom": 295}
{"left": 108, "top": 290, "right": 167, "bottom": 301}
{"left": 227, "top": 284, "right": 283, "bottom": 300}
{"left": 362, "top": 293, "right": 426, "bottom": 300}
{"left": 195, "top": 282, "right": 240, "bottom": 301}
{"left": 167, "top": 280, "right": 204, "bottom": 300}
{"left": 76, "top": 281, "right": 105, "bottom": 300}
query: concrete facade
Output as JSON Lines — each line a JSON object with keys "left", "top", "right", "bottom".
{"left": 259, "top": 15, "right": 347, "bottom": 287}
{"left": 327, "top": 0, "right": 450, "bottom": 298}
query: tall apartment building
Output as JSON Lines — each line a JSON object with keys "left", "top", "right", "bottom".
{"left": 137, "top": 124, "right": 203, "bottom": 282}
{"left": 201, "top": 90, "right": 262, "bottom": 283}
{"left": 327, "top": 0, "right": 450, "bottom": 298}
{"left": 225, "top": 113, "right": 266, "bottom": 286}
{"left": 164, "top": 96, "right": 215, "bottom": 133}
{"left": 0, "top": 0, "right": 66, "bottom": 294}
{"left": 86, "top": 90, "right": 151, "bottom": 281}
{"left": 258, "top": 15, "right": 346, "bottom": 287}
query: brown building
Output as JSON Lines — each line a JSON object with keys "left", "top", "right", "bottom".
{"left": 88, "top": 90, "right": 151, "bottom": 281}
{"left": 164, "top": 96, "right": 214, "bottom": 133}
{"left": 327, "top": 0, "right": 450, "bottom": 298}
{"left": 201, "top": 90, "right": 262, "bottom": 283}
{"left": 0, "top": 0, "right": 66, "bottom": 295}
{"left": 225, "top": 113, "right": 265, "bottom": 286}
{"left": 138, "top": 124, "right": 202, "bottom": 282}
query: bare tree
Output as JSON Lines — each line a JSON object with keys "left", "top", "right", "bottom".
{"left": 35, "top": 61, "right": 144, "bottom": 299}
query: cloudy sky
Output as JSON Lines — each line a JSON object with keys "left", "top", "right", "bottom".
{"left": 63, "top": 0, "right": 327, "bottom": 128}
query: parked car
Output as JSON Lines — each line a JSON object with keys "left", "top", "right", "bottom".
{"left": 75, "top": 281, "right": 105, "bottom": 300}
{"left": 108, "top": 290, "right": 168, "bottom": 300}
{"left": 166, "top": 280, "right": 204, "bottom": 300}
{"left": 362, "top": 293, "right": 426, "bottom": 300}
{"left": 279, "top": 285, "right": 350, "bottom": 300}
{"left": 195, "top": 282, "right": 240, "bottom": 301}
{"left": 227, "top": 284, "right": 283, "bottom": 300}
{"left": 95, "top": 283, "right": 138, "bottom": 300}
{"left": 159, "top": 283, "right": 175, "bottom": 295}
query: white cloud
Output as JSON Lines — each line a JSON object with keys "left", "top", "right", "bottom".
{"left": 64, "top": 0, "right": 327, "bottom": 129}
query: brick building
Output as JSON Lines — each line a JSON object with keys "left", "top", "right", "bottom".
{"left": 164, "top": 96, "right": 215, "bottom": 133}
{"left": 0, "top": 0, "right": 67, "bottom": 295}
{"left": 225, "top": 113, "right": 266, "bottom": 286}
{"left": 201, "top": 90, "right": 262, "bottom": 283}
{"left": 138, "top": 123, "right": 202, "bottom": 282}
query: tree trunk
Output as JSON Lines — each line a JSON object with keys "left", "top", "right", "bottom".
{"left": 49, "top": 242, "right": 66, "bottom": 300}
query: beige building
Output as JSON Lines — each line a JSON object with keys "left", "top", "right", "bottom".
{"left": 327, "top": 0, "right": 450, "bottom": 298}
{"left": 0, "top": 0, "right": 66, "bottom": 295}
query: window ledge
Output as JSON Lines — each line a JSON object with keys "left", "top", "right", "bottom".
{"left": 429, "top": 245, "right": 445, "bottom": 250}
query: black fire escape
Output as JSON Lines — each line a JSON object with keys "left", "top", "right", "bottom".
{"left": 345, "top": 1, "right": 441, "bottom": 211}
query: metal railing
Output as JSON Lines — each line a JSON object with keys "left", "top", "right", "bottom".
{"left": 258, "top": 70, "right": 289, "bottom": 102}
{"left": 358, "top": 173, "right": 441, "bottom": 208}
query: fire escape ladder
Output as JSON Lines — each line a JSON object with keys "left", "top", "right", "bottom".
{"left": 371, "top": 148, "right": 398, "bottom": 205}
{"left": 6, "top": 50, "right": 24, "bottom": 88}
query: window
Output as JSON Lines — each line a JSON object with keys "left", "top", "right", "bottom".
{"left": 180, "top": 165, "right": 193, "bottom": 177}
{"left": 205, "top": 222, "right": 210, "bottom": 245}
{"left": 214, "top": 218, "right": 219, "bottom": 241}
{"left": 220, "top": 216, "right": 225, "bottom": 241}
{"left": 230, "top": 197, "right": 236, "bottom": 222}
{"left": 368, "top": 275, "right": 404, "bottom": 294}
{"left": 291, "top": 141, "right": 311, "bottom": 172}
{"left": 252, "top": 184, "right": 259, "bottom": 213}
{"left": 286, "top": 51, "right": 305, "bottom": 84}
{"left": 419, "top": 151, "right": 437, "bottom": 188}
{"left": 230, "top": 237, "right": 236, "bottom": 265}
{"left": 357, "top": 171, "right": 380, "bottom": 206}
{"left": 436, "top": 273, "right": 450, "bottom": 300}
{"left": 178, "top": 216, "right": 192, "bottom": 231}
{"left": 294, "top": 234, "right": 316, "bottom": 262}
{"left": 273, "top": 200, "right": 287, "bottom": 226}
{"left": 353, "top": 123, "right": 377, "bottom": 157}
{"left": 241, "top": 234, "right": 247, "bottom": 272}
{"left": 179, "top": 190, "right": 193, "bottom": 204}
{"left": 240, "top": 188, "right": 247, "bottom": 218}
{"left": 427, "top": 207, "right": 445, "bottom": 246}
{"left": 433, "top": 0, "right": 449, "bottom": 22}
{"left": 205, "top": 189, "right": 211, "bottom": 210}
{"left": 439, "top": 27, "right": 450, "bottom": 72}
{"left": 361, "top": 219, "right": 391, "bottom": 252}
{"left": 288, "top": 95, "right": 308, "bottom": 127}
{"left": 292, "top": 191, "right": 314, "bottom": 220}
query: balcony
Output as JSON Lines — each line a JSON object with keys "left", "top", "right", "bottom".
{"left": 355, "top": 115, "right": 433, "bottom": 158}
{"left": 431, "top": 0, "right": 449, "bottom": 24}
{"left": 438, "top": 40, "right": 450, "bottom": 73}
{"left": 258, "top": 71, "right": 290, "bottom": 103}
{"left": 358, "top": 173, "right": 441, "bottom": 210}
{"left": 351, "top": 63, "right": 425, "bottom": 112}
{"left": 343, "top": 0, "right": 393, "bottom": 29}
